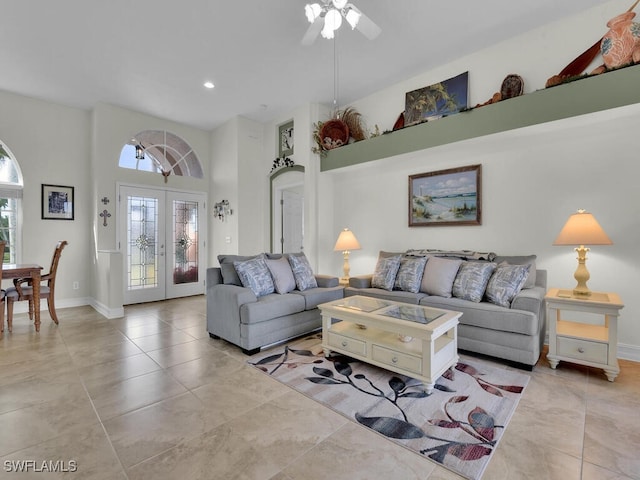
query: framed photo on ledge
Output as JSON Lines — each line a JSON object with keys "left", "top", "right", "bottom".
{"left": 278, "top": 120, "right": 294, "bottom": 157}
{"left": 42, "top": 184, "right": 74, "bottom": 220}
{"left": 409, "top": 164, "right": 481, "bottom": 227}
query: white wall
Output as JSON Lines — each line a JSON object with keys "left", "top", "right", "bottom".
{"left": 313, "top": 0, "right": 640, "bottom": 359}
{"left": 210, "top": 118, "right": 239, "bottom": 261}
{"left": 320, "top": 107, "right": 639, "bottom": 355}
{"left": 91, "top": 103, "right": 210, "bottom": 313}
{"left": 0, "top": 90, "right": 91, "bottom": 307}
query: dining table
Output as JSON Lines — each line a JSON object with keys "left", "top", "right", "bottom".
{"left": 2, "top": 264, "right": 44, "bottom": 332}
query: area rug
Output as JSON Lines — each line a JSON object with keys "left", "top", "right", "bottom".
{"left": 248, "top": 334, "right": 529, "bottom": 480}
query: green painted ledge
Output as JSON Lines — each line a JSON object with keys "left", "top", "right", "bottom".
{"left": 320, "top": 64, "right": 640, "bottom": 172}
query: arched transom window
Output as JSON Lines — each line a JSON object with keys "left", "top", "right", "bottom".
{"left": 0, "top": 142, "right": 24, "bottom": 263}
{"left": 119, "top": 130, "right": 203, "bottom": 179}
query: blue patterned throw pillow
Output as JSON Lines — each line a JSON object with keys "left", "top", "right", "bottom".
{"left": 372, "top": 255, "right": 402, "bottom": 291}
{"left": 394, "top": 256, "right": 427, "bottom": 293}
{"left": 233, "top": 255, "right": 275, "bottom": 297}
{"left": 288, "top": 253, "right": 318, "bottom": 291}
{"left": 485, "top": 264, "right": 532, "bottom": 307}
{"left": 452, "top": 262, "right": 496, "bottom": 302}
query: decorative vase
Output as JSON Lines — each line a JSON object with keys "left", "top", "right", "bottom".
{"left": 601, "top": 11, "right": 640, "bottom": 68}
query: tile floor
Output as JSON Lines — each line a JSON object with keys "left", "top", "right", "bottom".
{"left": 0, "top": 296, "right": 638, "bottom": 480}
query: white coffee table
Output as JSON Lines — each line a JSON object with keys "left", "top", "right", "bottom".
{"left": 318, "top": 295, "right": 461, "bottom": 393}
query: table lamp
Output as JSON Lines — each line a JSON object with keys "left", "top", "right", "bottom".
{"left": 553, "top": 209, "right": 612, "bottom": 296}
{"left": 333, "top": 228, "right": 361, "bottom": 285}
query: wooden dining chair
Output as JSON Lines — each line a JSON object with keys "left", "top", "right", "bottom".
{"left": 5, "top": 240, "right": 68, "bottom": 332}
{"left": 0, "top": 241, "right": 6, "bottom": 332}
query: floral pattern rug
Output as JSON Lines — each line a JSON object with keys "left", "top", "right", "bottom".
{"left": 249, "top": 334, "right": 530, "bottom": 480}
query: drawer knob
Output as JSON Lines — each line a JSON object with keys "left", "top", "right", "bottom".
{"left": 391, "top": 356, "right": 398, "bottom": 364}
{"left": 341, "top": 340, "right": 347, "bottom": 347}
{"left": 578, "top": 347, "right": 585, "bottom": 353}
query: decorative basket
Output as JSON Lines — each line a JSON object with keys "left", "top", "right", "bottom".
{"left": 320, "top": 119, "right": 350, "bottom": 150}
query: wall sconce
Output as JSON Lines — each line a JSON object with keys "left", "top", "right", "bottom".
{"left": 214, "top": 200, "right": 232, "bottom": 221}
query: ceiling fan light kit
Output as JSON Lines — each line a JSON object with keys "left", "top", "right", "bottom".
{"left": 303, "top": 0, "right": 379, "bottom": 45}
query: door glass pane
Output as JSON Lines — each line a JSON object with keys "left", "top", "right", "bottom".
{"left": 173, "top": 200, "right": 198, "bottom": 284}
{"left": 127, "top": 196, "right": 158, "bottom": 289}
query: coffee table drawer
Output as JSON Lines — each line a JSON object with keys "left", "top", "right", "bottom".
{"left": 327, "top": 332, "right": 367, "bottom": 356}
{"left": 557, "top": 337, "right": 608, "bottom": 364}
{"left": 372, "top": 345, "right": 422, "bottom": 375}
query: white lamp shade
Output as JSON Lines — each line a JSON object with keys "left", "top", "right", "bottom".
{"left": 345, "top": 8, "right": 361, "bottom": 29}
{"left": 553, "top": 210, "right": 612, "bottom": 246}
{"left": 321, "top": 23, "right": 335, "bottom": 39}
{"left": 325, "top": 8, "right": 343, "bottom": 31}
{"left": 305, "top": 3, "right": 321, "bottom": 23}
{"left": 332, "top": 0, "right": 348, "bottom": 9}
{"left": 334, "top": 228, "right": 361, "bottom": 251}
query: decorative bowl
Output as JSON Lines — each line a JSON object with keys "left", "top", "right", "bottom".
{"left": 320, "top": 119, "right": 349, "bottom": 150}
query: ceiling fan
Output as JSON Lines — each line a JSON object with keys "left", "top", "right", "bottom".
{"left": 302, "top": 0, "right": 381, "bottom": 45}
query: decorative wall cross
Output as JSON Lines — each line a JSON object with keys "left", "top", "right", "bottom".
{"left": 100, "top": 209, "right": 111, "bottom": 227}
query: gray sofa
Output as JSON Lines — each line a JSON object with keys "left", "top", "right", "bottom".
{"left": 206, "top": 254, "right": 344, "bottom": 354}
{"left": 345, "top": 251, "right": 547, "bottom": 369}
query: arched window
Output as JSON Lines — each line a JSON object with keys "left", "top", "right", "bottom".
{"left": 0, "top": 142, "right": 24, "bottom": 263}
{"left": 118, "top": 130, "right": 203, "bottom": 179}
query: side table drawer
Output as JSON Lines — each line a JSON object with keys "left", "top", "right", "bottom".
{"left": 372, "top": 345, "right": 422, "bottom": 375}
{"left": 327, "top": 332, "right": 366, "bottom": 356}
{"left": 557, "top": 337, "right": 608, "bottom": 364}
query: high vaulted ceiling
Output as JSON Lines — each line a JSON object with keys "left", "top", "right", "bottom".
{"left": 1, "top": 1, "right": 606, "bottom": 131}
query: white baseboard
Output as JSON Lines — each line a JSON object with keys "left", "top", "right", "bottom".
{"left": 11, "top": 297, "right": 124, "bottom": 320}
{"left": 618, "top": 343, "right": 640, "bottom": 363}
{"left": 89, "top": 299, "right": 125, "bottom": 319}
{"left": 11, "top": 297, "right": 91, "bottom": 314}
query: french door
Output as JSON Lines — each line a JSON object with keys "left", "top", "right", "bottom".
{"left": 119, "top": 185, "right": 206, "bottom": 304}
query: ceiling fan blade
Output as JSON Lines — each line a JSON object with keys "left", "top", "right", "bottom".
{"left": 355, "top": 11, "right": 381, "bottom": 40}
{"left": 302, "top": 18, "right": 323, "bottom": 46}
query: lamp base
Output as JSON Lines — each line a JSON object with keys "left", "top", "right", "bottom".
{"left": 340, "top": 251, "right": 351, "bottom": 286}
{"left": 572, "top": 287, "right": 592, "bottom": 297}
{"left": 572, "top": 245, "right": 592, "bottom": 297}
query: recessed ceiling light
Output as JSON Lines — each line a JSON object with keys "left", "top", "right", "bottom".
{"left": 203, "top": 81, "right": 215, "bottom": 89}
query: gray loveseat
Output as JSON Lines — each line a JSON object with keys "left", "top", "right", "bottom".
{"left": 345, "top": 250, "right": 547, "bottom": 369}
{"left": 207, "top": 253, "right": 344, "bottom": 354}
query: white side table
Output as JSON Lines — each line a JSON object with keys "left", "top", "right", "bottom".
{"left": 545, "top": 288, "right": 624, "bottom": 381}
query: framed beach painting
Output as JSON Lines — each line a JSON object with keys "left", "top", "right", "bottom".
{"left": 404, "top": 71, "right": 469, "bottom": 126}
{"left": 409, "top": 164, "right": 481, "bottom": 227}
{"left": 42, "top": 184, "right": 74, "bottom": 220}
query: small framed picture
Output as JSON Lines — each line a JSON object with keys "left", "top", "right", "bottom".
{"left": 409, "top": 164, "right": 481, "bottom": 227}
{"left": 278, "top": 120, "right": 294, "bottom": 157}
{"left": 42, "top": 184, "right": 74, "bottom": 220}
